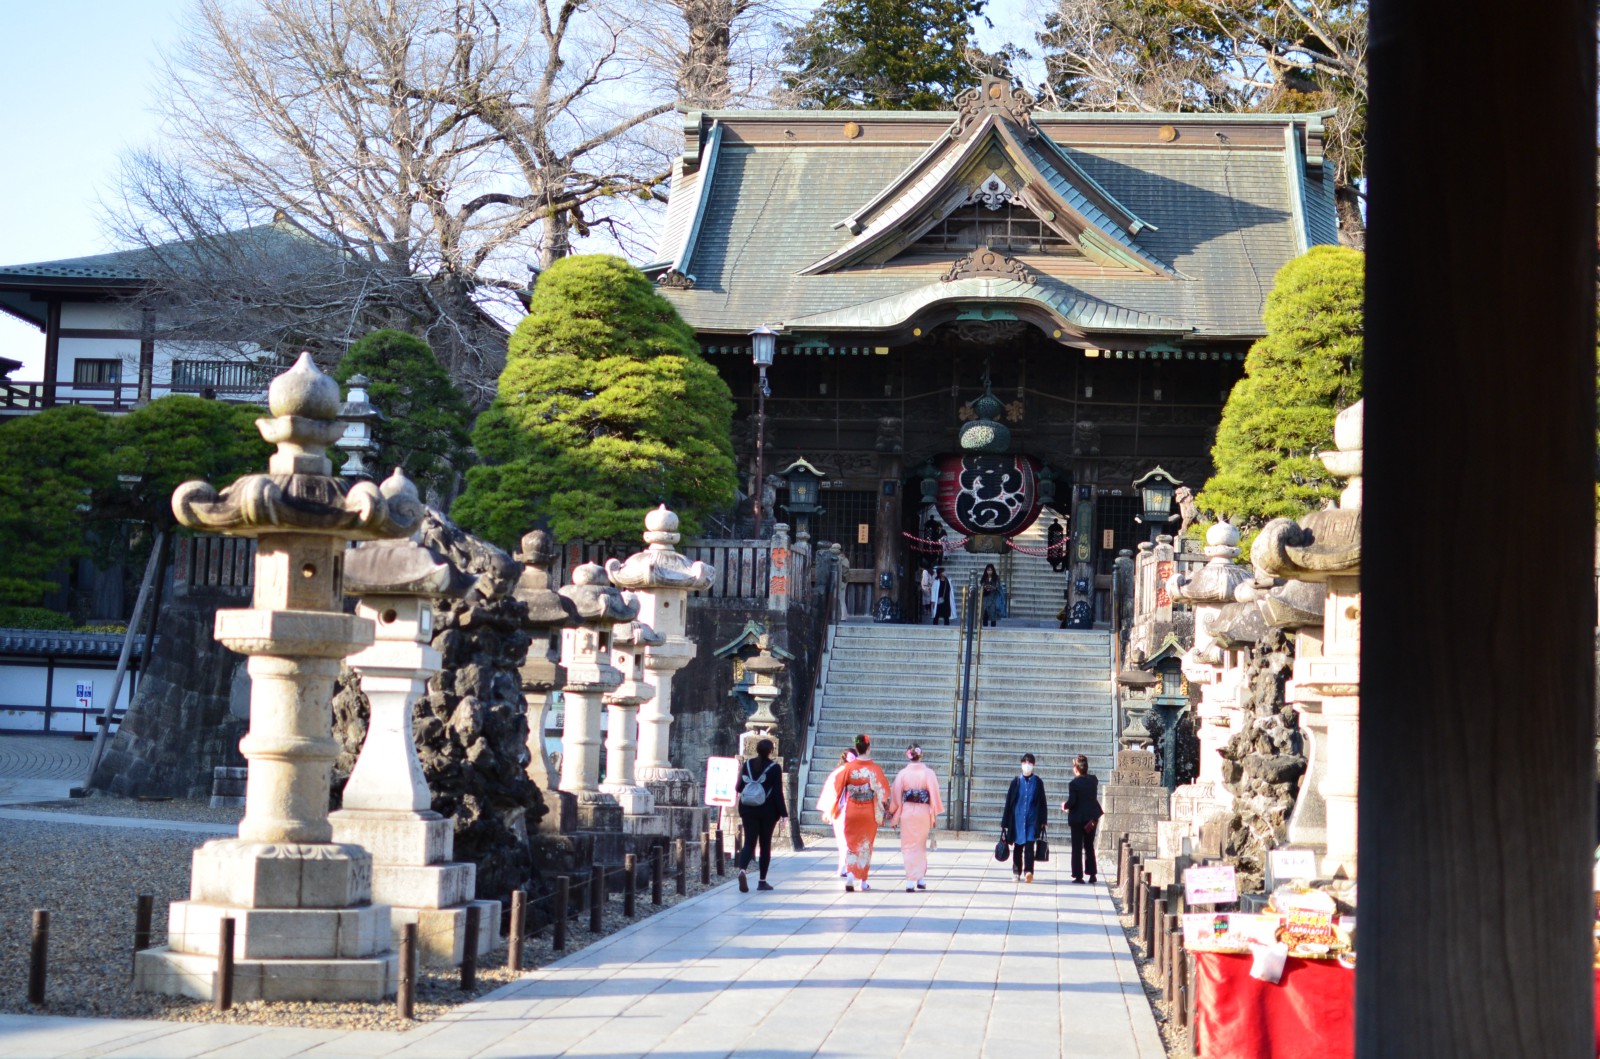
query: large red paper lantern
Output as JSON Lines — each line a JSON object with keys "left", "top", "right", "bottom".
{"left": 935, "top": 453, "right": 1042, "bottom": 538}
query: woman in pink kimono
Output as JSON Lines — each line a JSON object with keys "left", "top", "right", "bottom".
{"left": 889, "top": 745, "right": 944, "bottom": 892}
{"left": 816, "top": 750, "right": 856, "bottom": 877}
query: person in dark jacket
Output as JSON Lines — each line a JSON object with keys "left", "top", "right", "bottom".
{"left": 735, "top": 738, "right": 788, "bottom": 892}
{"left": 1062, "top": 754, "right": 1104, "bottom": 884}
{"left": 1001, "top": 753, "right": 1049, "bottom": 881}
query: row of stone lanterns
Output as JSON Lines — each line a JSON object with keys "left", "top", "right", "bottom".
{"left": 137, "top": 355, "right": 724, "bottom": 1001}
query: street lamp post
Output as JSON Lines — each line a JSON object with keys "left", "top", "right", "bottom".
{"left": 748, "top": 326, "right": 778, "bottom": 536}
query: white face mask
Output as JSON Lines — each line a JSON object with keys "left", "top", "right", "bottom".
{"left": 1020, "top": 763, "right": 1034, "bottom": 776}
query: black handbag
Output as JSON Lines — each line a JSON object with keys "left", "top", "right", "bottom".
{"left": 1035, "top": 837, "right": 1051, "bottom": 862}
{"left": 994, "top": 836, "right": 1010, "bottom": 861}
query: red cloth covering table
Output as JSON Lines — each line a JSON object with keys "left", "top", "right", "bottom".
{"left": 1192, "top": 951, "right": 1353, "bottom": 1059}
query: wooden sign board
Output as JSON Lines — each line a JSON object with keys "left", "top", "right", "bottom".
{"left": 1184, "top": 864, "right": 1238, "bottom": 906}
{"left": 704, "top": 756, "right": 739, "bottom": 807}
{"left": 857, "top": 523, "right": 870, "bottom": 544}
{"left": 1267, "top": 848, "right": 1320, "bottom": 889}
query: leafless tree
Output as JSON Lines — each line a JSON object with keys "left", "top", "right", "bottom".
{"left": 112, "top": 0, "right": 687, "bottom": 402}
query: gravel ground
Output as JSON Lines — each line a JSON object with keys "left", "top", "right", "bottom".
{"left": 14, "top": 796, "right": 244, "bottom": 825}
{"left": 0, "top": 815, "right": 729, "bottom": 1032}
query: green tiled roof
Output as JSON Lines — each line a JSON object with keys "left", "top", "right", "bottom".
{"left": 655, "top": 112, "right": 1336, "bottom": 341}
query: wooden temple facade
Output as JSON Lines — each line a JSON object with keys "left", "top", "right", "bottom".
{"left": 647, "top": 77, "right": 1342, "bottom": 621}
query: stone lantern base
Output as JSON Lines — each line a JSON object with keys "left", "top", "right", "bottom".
{"left": 329, "top": 809, "right": 501, "bottom": 968}
{"left": 135, "top": 839, "right": 397, "bottom": 1001}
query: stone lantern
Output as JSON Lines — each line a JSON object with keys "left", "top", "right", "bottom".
{"left": 557, "top": 561, "right": 639, "bottom": 831}
{"left": 608, "top": 506, "right": 714, "bottom": 791}
{"left": 599, "top": 617, "right": 664, "bottom": 817}
{"left": 1254, "top": 400, "right": 1362, "bottom": 882}
{"left": 328, "top": 536, "right": 498, "bottom": 967}
{"left": 336, "top": 373, "right": 384, "bottom": 481}
{"left": 139, "top": 352, "right": 422, "bottom": 1001}
{"left": 512, "top": 529, "right": 574, "bottom": 826}
{"left": 714, "top": 621, "right": 795, "bottom": 760}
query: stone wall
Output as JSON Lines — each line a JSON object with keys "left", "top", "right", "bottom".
{"left": 88, "top": 586, "right": 249, "bottom": 798}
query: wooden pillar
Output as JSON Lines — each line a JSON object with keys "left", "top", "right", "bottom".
{"left": 41, "top": 300, "right": 61, "bottom": 408}
{"left": 137, "top": 308, "right": 155, "bottom": 403}
{"left": 1359, "top": 0, "right": 1595, "bottom": 1053}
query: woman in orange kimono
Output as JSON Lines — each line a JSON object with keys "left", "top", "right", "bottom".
{"left": 816, "top": 749, "right": 856, "bottom": 877}
{"left": 836, "top": 734, "right": 889, "bottom": 891}
{"left": 889, "top": 745, "right": 944, "bottom": 892}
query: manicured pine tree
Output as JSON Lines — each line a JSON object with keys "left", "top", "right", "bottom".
{"left": 781, "top": 0, "right": 992, "bottom": 110}
{"left": 332, "top": 329, "right": 473, "bottom": 504}
{"left": 1198, "top": 244, "right": 1364, "bottom": 530}
{"left": 451, "top": 255, "right": 737, "bottom": 546}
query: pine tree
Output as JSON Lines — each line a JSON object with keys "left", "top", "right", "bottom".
{"left": 1198, "top": 244, "right": 1364, "bottom": 529}
{"left": 451, "top": 255, "right": 737, "bottom": 546}
{"left": 333, "top": 330, "right": 473, "bottom": 504}
{"left": 781, "top": 0, "right": 991, "bottom": 110}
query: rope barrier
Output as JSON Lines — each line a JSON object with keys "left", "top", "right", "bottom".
{"left": 901, "top": 531, "right": 971, "bottom": 552}
{"left": 1004, "top": 538, "right": 1071, "bottom": 558}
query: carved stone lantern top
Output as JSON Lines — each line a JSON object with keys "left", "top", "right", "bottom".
{"left": 1252, "top": 400, "right": 1362, "bottom": 582}
{"left": 513, "top": 529, "right": 572, "bottom": 627}
{"left": 560, "top": 561, "right": 639, "bottom": 625}
{"left": 171, "top": 352, "right": 422, "bottom": 541}
{"left": 609, "top": 505, "right": 715, "bottom": 592}
{"left": 345, "top": 538, "right": 469, "bottom": 599}
{"left": 1169, "top": 521, "right": 1250, "bottom": 606}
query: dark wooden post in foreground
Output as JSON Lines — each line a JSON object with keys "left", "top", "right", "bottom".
{"left": 132, "top": 894, "right": 153, "bottom": 974}
{"left": 397, "top": 923, "right": 417, "bottom": 1020}
{"left": 700, "top": 834, "right": 711, "bottom": 885}
{"left": 714, "top": 828, "right": 726, "bottom": 876}
{"left": 508, "top": 890, "right": 526, "bottom": 971}
{"left": 461, "top": 904, "right": 480, "bottom": 990}
{"left": 28, "top": 910, "right": 48, "bottom": 1006}
{"left": 675, "top": 838, "right": 687, "bottom": 896}
{"left": 623, "top": 853, "right": 638, "bottom": 917}
{"left": 651, "top": 845, "right": 664, "bottom": 906}
{"left": 1360, "top": 0, "right": 1596, "bottom": 1053}
{"left": 589, "top": 868, "right": 605, "bottom": 934}
{"left": 215, "top": 917, "right": 235, "bottom": 1012}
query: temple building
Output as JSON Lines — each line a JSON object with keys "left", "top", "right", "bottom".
{"left": 647, "top": 77, "right": 1339, "bottom": 622}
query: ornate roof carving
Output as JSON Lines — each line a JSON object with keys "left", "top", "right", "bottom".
{"left": 952, "top": 76, "right": 1039, "bottom": 141}
{"left": 942, "top": 243, "right": 1035, "bottom": 285}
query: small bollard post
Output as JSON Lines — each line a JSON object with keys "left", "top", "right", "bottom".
{"left": 700, "top": 834, "right": 711, "bottom": 885}
{"left": 215, "top": 916, "right": 235, "bottom": 1012}
{"left": 1134, "top": 870, "right": 1147, "bottom": 931}
{"left": 1125, "top": 854, "right": 1141, "bottom": 909}
{"left": 1141, "top": 884, "right": 1157, "bottom": 954}
{"left": 651, "top": 844, "right": 664, "bottom": 906}
{"left": 1165, "top": 916, "right": 1182, "bottom": 1009}
{"left": 397, "top": 922, "right": 417, "bottom": 1020}
{"left": 624, "top": 853, "right": 638, "bottom": 917}
{"left": 28, "top": 909, "right": 48, "bottom": 1006}
{"left": 508, "top": 890, "right": 526, "bottom": 971}
{"left": 554, "top": 876, "right": 570, "bottom": 951}
{"left": 714, "top": 828, "right": 726, "bottom": 876}
{"left": 589, "top": 867, "right": 605, "bottom": 934}
{"left": 1152, "top": 896, "right": 1168, "bottom": 973}
{"left": 461, "top": 904, "right": 481, "bottom": 990}
{"left": 132, "top": 894, "right": 153, "bottom": 974}
{"left": 675, "top": 838, "right": 687, "bottom": 896}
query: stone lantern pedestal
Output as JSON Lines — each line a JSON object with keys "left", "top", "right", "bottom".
{"left": 600, "top": 618, "right": 664, "bottom": 819}
{"left": 328, "top": 539, "right": 498, "bottom": 967}
{"left": 511, "top": 530, "right": 577, "bottom": 834}
{"left": 136, "top": 353, "right": 420, "bottom": 1001}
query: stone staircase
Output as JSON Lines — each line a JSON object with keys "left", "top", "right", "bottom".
{"left": 800, "top": 623, "right": 1116, "bottom": 831}
{"left": 920, "top": 517, "right": 1069, "bottom": 627}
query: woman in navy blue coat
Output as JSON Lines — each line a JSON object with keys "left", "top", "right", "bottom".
{"left": 1000, "top": 753, "right": 1048, "bottom": 881}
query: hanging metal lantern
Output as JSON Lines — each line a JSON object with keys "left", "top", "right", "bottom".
{"left": 933, "top": 453, "right": 1043, "bottom": 538}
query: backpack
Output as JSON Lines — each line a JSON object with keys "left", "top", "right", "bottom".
{"left": 740, "top": 760, "right": 775, "bottom": 807}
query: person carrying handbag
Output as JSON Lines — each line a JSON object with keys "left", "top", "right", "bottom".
{"left": 1000, "top": 753, "right": 1049, "bottom": 882}
{"left": 1062, "top": 754, "right": 1104, "bottom": 884}
{"left": 735, "top": 739, "right": 787, "bottom": 892}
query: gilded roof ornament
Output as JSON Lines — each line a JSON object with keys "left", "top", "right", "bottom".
{"left": 170, "top": 352, "right": 423, "bottom": 539}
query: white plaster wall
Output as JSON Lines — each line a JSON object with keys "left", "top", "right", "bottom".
{"left": 60, "top": 302, "right": 138, "bottom": 330}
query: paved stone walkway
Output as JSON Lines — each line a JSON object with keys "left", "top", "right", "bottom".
{"left": 0, "top": 839, "right": 1162, "bottom": 1059}
{"left": 0, "top": 734, "right": 95, "bottom": 804}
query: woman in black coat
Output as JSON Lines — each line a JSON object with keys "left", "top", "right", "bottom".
{"left": 735, "top": 738, "right": 788, "bottom": 892}
{"left": 1061, "top": 754, "right": 1104, "bottom": 884}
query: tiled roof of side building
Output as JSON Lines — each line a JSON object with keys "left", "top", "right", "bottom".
{"left": 0, "top": 629, "right": 145, "bottom": 659}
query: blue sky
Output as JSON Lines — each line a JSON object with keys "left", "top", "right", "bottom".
{"left": 0, "top": 0, "right": 1031, "bottom": 376}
